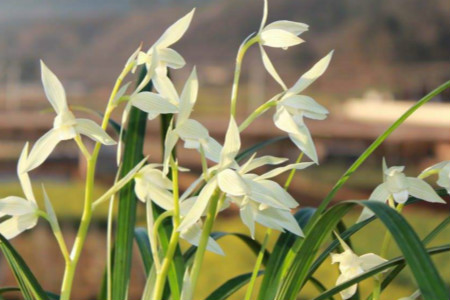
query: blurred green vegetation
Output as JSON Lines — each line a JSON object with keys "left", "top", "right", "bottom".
{"left": 0, "top": 181, "right": 448, "bottom": 300}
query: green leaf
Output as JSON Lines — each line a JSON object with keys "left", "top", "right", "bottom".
{"left": 313, "top": 245, "right": 450, "bottom": 300}
{"left": 183, "top": 232, "right": 270, "bottom": 266}
{"left": 111, "top": 67, "right": 151, "bottom": 300}
{"left": 275, "top": 201, "right": 449, "bottom": 300}
{"left": 134, "top": 227, "right": 153, "bottom": 276}
{"left": 307, "top": 80, "right": 450, "bottom": 228}
{"left": 257, "top": 207, "right": 315, "bottom": 300}
{"left": 0, "top": 234, "right": 50, "bottom": 300}
{"left": 309, "top": 277, "right": 336, "bottom": 300}
{"left": 204, "top": 271, "right": 263, "bottom": 300}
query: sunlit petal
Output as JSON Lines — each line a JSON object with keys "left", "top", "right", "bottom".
{"left": 40, "top": 60, "right": 68, "bottom": 114}
{"left": 26, "top": 129, "right": 62, "bottom": 172}
{"left": 260, "top": 45, "right": 287, "bottom": 90}
{"left": 130, "top": 92, "right": 178, "bottom": 119}
{"left": 264, "top": 20, "right": 309, "bottom": 36}
{"left": 75, "top": 119, "right": 116, "bottom": 145}
{"left": 406, "top": 177, "right": 446, "bottom": 204}
{"left": 155, "top": 8, "right": 195, "bottom": 49}
{"left": 219, "top": 116, "right": 240, "bottom": 169}
{"left": 260, "top": 29, "right": 304, "bottom": 49}
{"left": 179, "top": 67, "right": 198, "bottom": 124}
{"left": 0, "top": 214, "right": 38, "bottom": 240}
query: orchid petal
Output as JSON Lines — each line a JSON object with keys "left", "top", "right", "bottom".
{"left": 360, "top": 253, "right": 387, "bottom": 271}
{"left": 218, "top": 169, "right": 249, "bottom": 196}
{"left": 153, "top": 73, "right": 179, "bottom": 104}
{"left": 42, "top": 186, "right": 58, "bottom": 228}
{"left": 157, "top": 48, "right": 186, "bottom": 69}
{"left": 280, "top": 95, "right": 329, "bottom": 115}
{"left": 219, "top": 116, "right": 240, "bottom": 169}
{"left": 260, "top": 45, "right": 287, "bottom": 90}
{"left": 155, "top": 9, "right": 195, "bottom": 49}
{"left": 240, "top": 204, "right": 256, "bottom": 238}
{"left": 287, "top": 51, "right": 334, "bottom": 96}
{"left": 0, "top": 214, "right": 38, "bottom": 240}
{"left": 258, "top": 162, "right": 314, "bottom": 180}
{"left": 17, "top": 143, "right": 36, "bottom": 203}
{"left": 240, "top": 155, "right": 288, "bottom": 174}
{"left": 176, "top": 119, "right": 209, "bottom": 140}
{"left": 0, "top": 196, "right": 36, "bottom": 216}
{"left": 179, "top": 67, "right": 198, "bottom": 124}
{"left": 163, "top": 127, "right": 178, "bottom": 175}
{"left": 179, "top": 178, "right": 218, "bottom": 231}
{"left": 130, "top": 92, "right": 178, "bottom": 118}
{"left": 40, "top": 61, "right": 67, "bottom": 114}
{"left": 180, "top": 223, "right": 224, "bottom": 255}
{"left": 406, "top": 177, "right": 446, "bottom": 203}
{"left": 259, "top": 208, "right": 303, "bottom": 236}
{"left": 201, "top": 137, "right": 222, "bottom": 163}
{"left": 259, "top": 0, "right": 268, "bottom": 32}
{"left": 75, "top": 119, "right": 116, "bottom": 145}
{"left": 260, "top": 29, "right": 304, "bottom": 49}
{"left": 255, "top": 179, "right": 298, "bottom": 208}
{"left": 264, "top": 21, "right": 309, "bottom": 36}
{"left": 26, "top": 129, "right": 61, "bottom": 172}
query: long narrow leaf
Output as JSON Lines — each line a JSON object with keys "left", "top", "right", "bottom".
{"left": 204, "top": 271, "right": 263, "bottom": 300}
{"left": 134, "top": 227, "right": 153, "bottom": 276}
{"left": 0, "top": 234, "right": 49, "bottom": 300}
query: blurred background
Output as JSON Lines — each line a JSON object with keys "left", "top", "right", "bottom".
{"left": 0, "top": 0, "right": 449, "bottom": 299}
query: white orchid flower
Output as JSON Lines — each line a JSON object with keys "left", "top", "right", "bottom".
{"left": 0, "top": 144, "right": 40, "bottom": 239}
{"left": 137, "top": 9, "right": 195, "bottom": 79}
{"left": 331, "top": 235, "right": 387, "bottom": 300}
{"left": 179, "top": 117, "right": 312, "bottom": 237}
{"left": 25, "top": 62, "right": 116, "bottom": 172}
{"left": 257, "top": 0, "right": 308, "bottom": 89}
{"left": 358, "top": 159, "right": 445, "bottom": 222}
{"left": 420, "top": 161, "right": 450, "bottom": 194}
{"left": 273, "top": 51, "right": 333, "bottom": 164}
{"left": 160, "top": 68, "right": 222, "bottom": 174}
{"left": 134, "top": 164, "right": 223, "bottom": 254}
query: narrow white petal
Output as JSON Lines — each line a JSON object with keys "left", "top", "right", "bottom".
{"left": 178, "top": 67, "right": 198, "bottom": 124}
{"left": 289, "top": 131, "right": 318, "bottom": 164}
{"left": 273, "top": 106, "right": 302, "bottom": 135}
{"left": 260, "top": 208, "right": 303, "bottom": 236}
{"left": 240, "top": 204, "right": 256, "bottom": 238}
{"left": 130, "top": 92, "right": 178, "bottom": 117}
{"left": 240, "top": 155, "right": 288, "bottom": 174}
{"left": 260, "top": 45, "right": 287, "bottom": 90}
{"left": 287, "top": 51, "right": 334, "bottom": 96}
{"left": 437, "top": 164, "right": 450, "bottom": 191}
{"left": 0, "top": 214, "right": 38, "bottom": 240}
{"left": 201, "top": 137, "right": 222, "bottom": 163}
{"left": 25, "top": 129, "right": 61, "bottom": 172}
{"left": 148, "top": 188, "right": 176, "bottom": 211}
{"left": 0, "top": 196, "right": 36, "bottom": 216}
{"left": 17, "top": 143, "right": 36, "bottom": 203}
{"left": 157, "top": 48, "right": 186, "bottom": 69}
{"left": 360, "top": 253, "right": 387, "bottom": 271}
{"left": 180, "top": 176, "right": 204, "bottom": 202}
{"left": 153, "top": 73, "right": 179, "bottom": 104}
{"left": 219, "top": 116, "right": 240, "bottom": 169}
{"left": 75, "top": 119, "right": 116, "bottom": 145}
{"left": 255, "top": 180, "right": 298, "bottom": 208}
{"left": 125, "top": 44, "right": 142, "bottom": 67}
{"left": 258, "top": 162, "right": 314, "bottom": 180}
{"left": 40, "top": 61, "right": 68, "bottom": 114}
{"left": 259, "top": 0, "right": 268, "bottom": 32}
{"left": 155, "top": 8, "right": 195, "bottom": 49}
{"left": 254, "top": 210, "right": 285, "bottom": 232}
{"left": 163, "top": 127, "right": 179, "bottom": 175}
{"left": 218, "top": 169, "right": 249, "bottom": 196}
{"left": 246, "top": 179, "right": 289, "bottom": 209}
{"left": 280, "top": 95, "right": 329, "bottom": 116}
{"left": 42, "top": 186, "right": 58, "bottom": 227}
{"left": 264, "top": 21, "right": 309, "bottom": 36}
{"left": 336, "top": 273, "right": 358, "bottom": 300}
{"left": 177, "top": 119, "right": 209, "bottom": 140}
{"left": 406, "top": 177, "right": 446, "bottom": 203}
{"left": 420, "top": 161, "right": 450, "bottom": 177}
{"left": 180, "top": 223, "right": 224, "bottom": 255}
{"left": 179, "top": 178, "right": 218, "bottom": 232}
{"left": 260, "top": 29, "right": 304, "bottom": 49}
{"left": 369, "top": 183, "right": 390, "bottom": 202}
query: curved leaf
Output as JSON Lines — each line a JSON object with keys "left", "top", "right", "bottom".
{"left": 134, "top": 227, "right": 153, "bottom": 275}
{"left": 204, "top": 271, "right": 263, "bottom": 300}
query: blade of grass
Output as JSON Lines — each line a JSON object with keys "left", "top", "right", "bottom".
{"left": 204, "top": 271, "right": 263, "bottom": 300}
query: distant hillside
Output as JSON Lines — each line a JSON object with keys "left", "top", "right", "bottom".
{"left": 0, "top": 0, "right": 449, "bottom": 104}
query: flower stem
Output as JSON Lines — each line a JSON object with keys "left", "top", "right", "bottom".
{"left": 239, "top": 99, "right": 277, "bottom": 132}
{"left": 152, "top": 159, "right": 180, "bottom": 300}
{"left": 59, "top": 64, "right": 132, "bottom": 300}
{"left": 230, "top": 36, "right": 259, "bottom": 117}
{"left": 189, "top": 189, "right": 223, "bottom": 297}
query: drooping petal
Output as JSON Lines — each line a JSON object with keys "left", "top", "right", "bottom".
{"left": 369, "top": 183, "right": 390, "bottom": 202}
{"left": 263, "top": 20, "right": 309, "bottom": 36}
{"left": 420, "top": 161, "right": 450, "bottom": 177}
{"left": 176, "top": 119, "right": 209, "bottom": 140}
{"left": 240, "top": 155, "right": 288, "bottom": 174}
{"left": 42, "top": 186, "right": 59, "bottom": 228}
{"left": 255, "top": 179, "right": 298, "bottom": 208}
{"left": 280, "top": 95, "right": 329, "bottom": 116}
{"left": 392, "top": 189, "right": 409, "bottom": 204}
{"left": 259, "top": 45, "right": 287, "bottom": 90}
{"left": 359, "top": 253, "right": 387, "bottom": 271}
{"left": 178, "top": 178, "right": 218, "bottom": 232}
{"left": 154, "top": 8, "right": 195, "bottom": 49}
{"left": 240, "top": 203, "right": 256, "bottom": 238}
{"left": 25, "top": 129, "right": 62, "bottom": 172}
{"left": 180, "top": 222, "right": 224, "bottom": 255}
{"left": 130, "top": 92, "right": 178, "bottom": 119}
{"left": 147, "top": 188, "right": 176, "bottom": 211}
{"left": 219, "top": 116, "right": 240, "bottom": 169}
{"left": 246, "top": 179, "right": 289, "bottom": 209}
{"left": 258, "top": 162, "right": 314, "bottom": 180}
{"left": 179, "top": 67, "right": 198, "bottom": 124}
{"left": 218, "top": 169, "right": 249, "bottom": 196}
{"left": 406, "top": 177, "right": 446, "bottom": 204}
{"left": 40, "top": 61, "right": 68, "bottom": 114}
{"left": 157, "top": 48, "right": 186, "bottom": 69}
{"left": 0, "top": 196, "right": 36, "bottom": 216}
{"left": 287, "top": 51, "right": 334, "bottom": 96}
{"left": 336, "top": 273, "right": 359, "bottom": 300}
{"left": 201, "top": 137, "right": 222, "bottom": 163}
{"left": 437, "top": 163, "right": 450, "bottom": 192}
{"left": 17, "top": 143, "right": 36, "bottom": 203}
{"left": 258, "top": 0, "right": 269, "bottom": 32}
{"left": 260, "top": 207, "right": 303, "bottom": 236}
{"left": 0, "top": 214, "right": 38, "bottom": 240}
{"left": 260, "top": 29, "right": 304, "bottom": 49}
{"left": 75, "top": 119, "right": 116, "bottom": 145}
{"left": 153, "top": 73, "right": 179, "bottom": 104}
